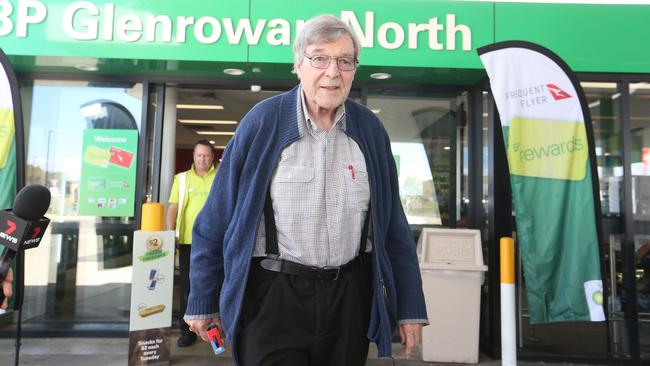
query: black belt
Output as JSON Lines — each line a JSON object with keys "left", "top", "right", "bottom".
{"left": 257, "top": 254, "right": 368, "bottom": 281}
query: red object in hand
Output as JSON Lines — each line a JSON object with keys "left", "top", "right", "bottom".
{"left": 207, "top": 324, "right": 225, "bottom": 355}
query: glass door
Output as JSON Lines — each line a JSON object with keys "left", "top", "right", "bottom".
{"left": 365, "top": 89, "right": 469, "bottom": 232}
{"left": 13, "top": 80, "right": 145, "bottom": 332}
{"left": 628, "top": 81, "right": 650, "bottom": 360}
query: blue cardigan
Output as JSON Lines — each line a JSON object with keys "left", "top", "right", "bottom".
{"left": 187, "top": 85, "right": 427, "bottom": 358}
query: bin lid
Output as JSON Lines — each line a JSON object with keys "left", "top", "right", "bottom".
{"left": 417, "top": 228, "right": 487, "bottom": 270}
{"left": 419, "top": 263, "right": 488, "bottom": 271}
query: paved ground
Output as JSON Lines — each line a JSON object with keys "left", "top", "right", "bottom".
{"left": 0, "top": 331, "right": 596, "bottom": 365}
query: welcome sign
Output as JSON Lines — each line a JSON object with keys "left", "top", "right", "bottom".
{"left": 79, "top": 128, "right": 138, "bottom": 217}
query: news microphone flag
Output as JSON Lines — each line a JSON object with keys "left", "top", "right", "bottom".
{"left": 478, "top": 41, "right": 605, "bottom": 323}
{"left": 0, "top": 185, "right": 51, "bottom": 306}
{"left": 0, "top": 211, "right": 49, "bottom": 252}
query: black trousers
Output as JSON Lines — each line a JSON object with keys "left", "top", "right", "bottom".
{"left": 178, "top": 244, "right": 192, "bottom": 334}
{"left": 237, "top": 256, "right": 373, "bottom": 366}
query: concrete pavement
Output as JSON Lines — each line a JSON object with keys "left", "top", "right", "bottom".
{"left": 0, "top": 331, "right": 596, "bottom": 366}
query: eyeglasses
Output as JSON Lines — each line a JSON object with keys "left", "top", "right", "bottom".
{"left": 303, "top": 54, "right": 358, "bottom": 71}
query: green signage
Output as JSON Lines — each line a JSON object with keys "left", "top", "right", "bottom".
{"left": 0, "top": 1, "right": 649, "bottom": 73}
{"left": 0, "top": 0, "right": 491, "bottom": 68}
{"left": 249, "top": 0, "right": 492, "bottom": 68}
{"left": 79, "top": 129, "right": 138, "bottom": 217}
{"left": 494, "top": 3, "right": 650, "bottom": 73}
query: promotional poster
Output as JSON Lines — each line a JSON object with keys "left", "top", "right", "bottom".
{"left": 128, "top": 230, "right": 175, "bottom": 365}
{"left": 79, "top": 128, "right": 138, "bottom": 217}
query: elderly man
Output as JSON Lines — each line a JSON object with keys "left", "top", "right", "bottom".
{"left": 185, "top": 14, "right": 428, "bottom": 365}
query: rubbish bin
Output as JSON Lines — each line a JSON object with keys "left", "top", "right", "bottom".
{"left": 417, "top": 228, "right": 488, "bottom": 363}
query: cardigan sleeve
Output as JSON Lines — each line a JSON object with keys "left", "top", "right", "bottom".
{"left": 184, "top": 124, "right": 248, "bottom": 317}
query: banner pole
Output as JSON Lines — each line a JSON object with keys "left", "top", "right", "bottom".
{"left": 501, "top": 236, "right": 516, "bottom": 365}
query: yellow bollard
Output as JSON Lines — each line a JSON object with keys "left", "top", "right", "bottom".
{"left": 501, "top": 237, "right": 515, "bottom": 285}
{"left": 141, "top": 201, "right": 164, "bottom": 231}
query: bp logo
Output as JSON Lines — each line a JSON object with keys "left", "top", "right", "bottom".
{"left": 591, "top": 290, "right": 604, "bottom": 306}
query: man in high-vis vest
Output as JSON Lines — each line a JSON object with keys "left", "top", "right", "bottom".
{"left": 166, "top": 140, "right": 217, "bottom": 347}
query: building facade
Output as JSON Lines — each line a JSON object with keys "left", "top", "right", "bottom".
{"left": 0, "top": 0, "right": 649, "bottom": 363}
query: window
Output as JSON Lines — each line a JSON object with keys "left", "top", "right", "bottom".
{"left": 366, "top": 89, "right": 467, "bottom": 228}
{"left": 19, "top": 80, "right": 143, "bottom": 327}
{"left": 629, "top": 81, "right": 650, "bottom": 358}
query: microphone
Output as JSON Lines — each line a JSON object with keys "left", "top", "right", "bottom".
{"left": 0, "top": 185, "right": 51, "bottom": 306}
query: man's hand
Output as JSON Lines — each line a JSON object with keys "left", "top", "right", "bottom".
{"left": 398, "top": 323, "right": 423, "bottom": 358}
{"left": 186, "top": 316, "right": 222, "bottom": 343}
{"left": 1, "top": 268, "right": 13, "bottom": 310}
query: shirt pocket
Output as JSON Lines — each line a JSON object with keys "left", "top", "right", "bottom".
{"left": 342, "top": 161, "right": 370, "bottom": 211}
{"left": 272, "top": 166, "right": 315, "bottom": 225}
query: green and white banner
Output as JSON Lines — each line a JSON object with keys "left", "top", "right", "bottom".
{"left": 0, "top": 47, "right": 21, "bottom": 312}
{"left": 0, "top": 49, "right": 17, "bottom": 210}
{"left": 478, "top": 41, "right": 605, "bottom": 323}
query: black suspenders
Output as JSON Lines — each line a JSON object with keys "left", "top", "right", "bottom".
{"left": 263, "top": 188, "right": 371, "bottom": 261}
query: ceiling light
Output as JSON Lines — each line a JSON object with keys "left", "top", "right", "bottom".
{"left": 176, "top": 104, "right": 224, "bottom": 110}
{"left": 209, "top": 140, "right": 216, "bottom": 144}
{"left": 631, "top": 82, "right": 650, "bottom": 90}
{"left": 581, "top": 82, "right": 617, "bottom": 89}
{"left": 370, "top": 72, "right": 392, "bottom": 80}
{"left": 443, "top": 146, "right": 451, "bottom": 150}
{"left": 223, "top": 68, "right": 245, "bottom": 76}
{"left": 75, "top": 64, "right": 98, "bottom": 72}
{"left": 371, "top": 108, "right": 381, "bottom": 114}
{"left": 179, "top": 119, "right": 237, "bottom": 125}
{"left": 196, "top": 131, "right": 236, "bottom": 136}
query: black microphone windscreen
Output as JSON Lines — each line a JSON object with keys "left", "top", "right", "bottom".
{"left": 13, "top": 184, "right": 51, "bottom": 220}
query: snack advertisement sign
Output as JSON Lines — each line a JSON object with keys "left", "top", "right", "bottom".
{"left": 128, "top": 230, "right": 175, "bottom": 365}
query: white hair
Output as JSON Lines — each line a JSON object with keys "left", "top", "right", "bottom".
{"left": 292, "top": 14, "right": 360, "bottom": 72}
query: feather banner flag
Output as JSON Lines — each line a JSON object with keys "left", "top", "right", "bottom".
{"left": 478, "top": 41, "right": 605, "bottom": 323}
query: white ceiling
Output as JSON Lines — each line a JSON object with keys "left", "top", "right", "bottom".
{"left": 174, "top": 88, "right": 283, "bottom": 149}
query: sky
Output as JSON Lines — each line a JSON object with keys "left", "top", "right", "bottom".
{"left": 27, "top": 84, "right": 142, "bottom": 182}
